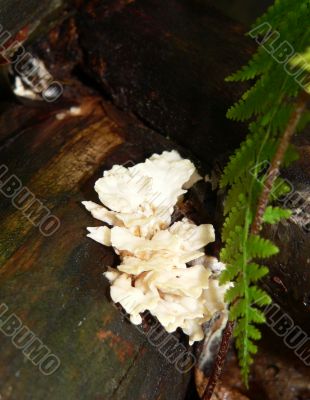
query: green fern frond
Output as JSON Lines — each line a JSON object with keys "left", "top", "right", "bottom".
{"left": 226, "top": 78, "right": 267, "bottom": 121}
{"left": 270, "top": 177, "right": 293, "bottom": 200}
{"left": 248, "top": 306, "right": 266, "bottom": 324}
{"left": 247, "top": 325, "right": 262, "bottom": 340}
{"left": 220, "top": 226, "right": 245, "bottom": 264}
{"left": 222, "top": 202, "right": 246, "bottom": 241}
{"left": 246, "top": 235, "right": 279, "bottom": 258}
{"left": 291, "top": 46, "right": 310, "bottom": 72}
{"left": 224, "top": 281, "right": 245, "bottom": 304}
{"left": 263, "top": 206, "right": 292, "bottom": 223}
{"left": 246, "top": 263, "right": 269, "bottom": 281}
{"left": 230, "top": 299, "right": 247, "bottom": 320}
{"left": 290, "top": 47, "right": 310, "bottom": 93}
{"left": 224, "top": 182, "right": 246, "bottom": 215}
{"left": 225, "top": 49, "right": 272, "bottom": 82}
{"left": 248, "top": 287, "right": 272, "bottom": 306}
{"left": 219, "top": 255, "right": 246, "bottom": 284}
{"left": 220, "top": 132, "right": 261, "bottom": 187}
{"left": 219, "top": 0, "right": 310, "bottom": 386}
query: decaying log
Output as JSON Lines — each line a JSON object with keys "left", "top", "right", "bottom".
{"left": 0, "top": 95, "right": 192, "bottom": 399}
{"left": 0, "top": 0, "right": 66, "bottom": 37}
{"left": 75, "top": 0, "right": 254, "bottom": 169}
{"left": 73, "top": 0, "right": 310, "bottom": 333}
{"left": 261, "top": 140, "right": 310, "bottom": 332}
{"left": 1, "top": 1, "right": 309, "bottom": 398}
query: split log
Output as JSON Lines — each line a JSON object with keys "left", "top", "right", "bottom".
{"left": 0, "top": 95, "right": 191, "bottom": 400}
{"left": 1, "top": 1, "right": 309, "bottom": 398}
{"left": 74, "top": 0, "right": 310, "bottom": 333}
{"left": 75, "top": 0, "right": 254, "bottom": 169}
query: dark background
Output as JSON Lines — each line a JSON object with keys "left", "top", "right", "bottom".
{"left": 213, "top": 0, "right": 273, "bottom": 24}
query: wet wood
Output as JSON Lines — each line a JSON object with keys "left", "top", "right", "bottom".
{"left": 1, "top": 1, "right": 309, "bottom": 398}
{"left": 196, "top": 333, "right": 310, "bottom": 400}
{"left": 0, "top": 0, "right": 65, "bottom": 37}
{"left": 0, "top": 96, "right": 191, "bottom": 400}
{"left": 261, "top": 140, "right": 310, "bottom": 332}
{"left": 74, "top": 0, "right": 310, "bottom": 333}
{"left": 75, "top": 0, "right": 254, "bottom": 169}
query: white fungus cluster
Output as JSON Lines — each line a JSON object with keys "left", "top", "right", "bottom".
{"left": 83, "top": 150, "right": 228, "bottom": 344}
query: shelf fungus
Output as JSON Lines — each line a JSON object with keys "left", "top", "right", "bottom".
{"left": 83, "top": 150, "right": 229, "bottom": 344}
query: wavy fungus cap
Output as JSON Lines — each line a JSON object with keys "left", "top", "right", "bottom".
{"left": 83, "top": 150, "right": 228, "bottom": 344}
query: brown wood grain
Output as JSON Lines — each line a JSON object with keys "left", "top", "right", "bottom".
{"left": 1, "top": 1, "right": 309, "bottom": 398}
{"left": 73, "top": 0, "right": 310, "bottom": 333}
{"left": 0, "top": 96, "right": 191, "bottom": 400}
{"left": 76, "top": 0, "right": 254, "bottom": 170}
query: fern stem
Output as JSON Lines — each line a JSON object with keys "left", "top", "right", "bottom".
{"left": 202, "top": 91, "right": 308, "bottom": 400}
{"left": 201, "top": 320, "right": 234, "bottom": 399}
{"left": 251, "top": 90, "right": 308, "bottom": 234}
{"left": 240, "top": 206, "right": 251, "bottom": 384}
